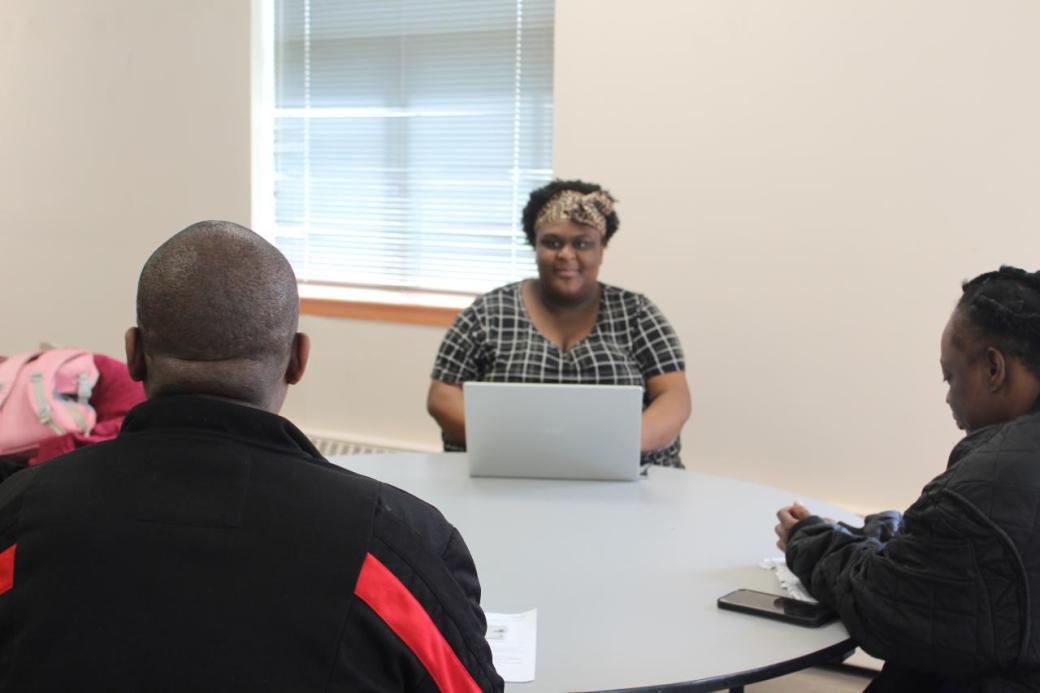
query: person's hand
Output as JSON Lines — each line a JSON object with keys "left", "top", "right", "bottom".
{"left": 775, "top": 501, "right": 813, "bottom": 551}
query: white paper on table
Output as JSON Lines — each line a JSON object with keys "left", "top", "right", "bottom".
{"left": 760, "top": 557, "right": 817, "bottom": 603}
{"left": 484, "top": 609, "right": 537, "bottom": 683}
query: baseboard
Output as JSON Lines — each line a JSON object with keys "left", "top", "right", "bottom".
{"left": 304, "top": 428, "right": 441, "bottom": 457}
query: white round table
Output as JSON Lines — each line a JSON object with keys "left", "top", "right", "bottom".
{"left": 331, "top": 453, "right": 856, "bottom": 692}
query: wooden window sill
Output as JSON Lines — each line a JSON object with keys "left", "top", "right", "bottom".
{"left": 298, "top": 284, "right": 471, "bottom": 327}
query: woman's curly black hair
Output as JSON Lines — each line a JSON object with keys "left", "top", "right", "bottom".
{"left": 958, "top": 265, "right": 1040, "bottom": 377}
{"left": 521, "top": 179, "right": 620, "bottom": 247}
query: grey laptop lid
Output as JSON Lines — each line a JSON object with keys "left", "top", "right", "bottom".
{"left": 463, "top": 382, "right": 643, "bottom": 481}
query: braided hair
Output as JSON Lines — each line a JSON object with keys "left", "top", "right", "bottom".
{"left": 958, "top": 266, "right": 1040, "bottom": 378}
{"left": 521, "top": 179, "right": 620, "bottom": 246}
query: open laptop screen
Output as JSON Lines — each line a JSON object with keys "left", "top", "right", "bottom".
{"left": 464, "top": 382, "right": 642, "bottom": 481}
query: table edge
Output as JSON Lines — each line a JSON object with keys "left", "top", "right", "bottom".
{"left": 571, "top": 638, "right": 857, "bottom": 693}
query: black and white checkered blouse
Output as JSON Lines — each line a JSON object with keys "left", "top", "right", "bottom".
{"left": 431, "top": 281, "right": 686, "bottom": 467}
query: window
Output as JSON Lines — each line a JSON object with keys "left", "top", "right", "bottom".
{"left": 255, "top": 0, "right": 554, "bottom": 316}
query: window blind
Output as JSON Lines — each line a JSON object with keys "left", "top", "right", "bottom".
{"left": 270, "top": 0, "right": 554, "bottom": 295}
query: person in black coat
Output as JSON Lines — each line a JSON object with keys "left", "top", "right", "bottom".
{"left": 0, "top": 221, "right": 503, "bottom": 692}
{"left": 775, "top": 266, "right": 1040, "bottom": 692}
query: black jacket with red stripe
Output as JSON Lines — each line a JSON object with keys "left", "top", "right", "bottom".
{"left": 0, "top": 395, "right": 504, "bottom": 692}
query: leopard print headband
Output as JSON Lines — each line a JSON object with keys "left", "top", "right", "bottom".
{"left": 534, "top": 190, "right": 615, "bottom": 234}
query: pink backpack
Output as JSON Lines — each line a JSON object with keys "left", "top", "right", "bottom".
{"left": 0, "top": 350, "right": 100, "bottom": 456}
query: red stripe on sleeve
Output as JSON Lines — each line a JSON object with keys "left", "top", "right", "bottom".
{"left": 354, "top": 552, "right": 482, "bottom": 693}
{"left": 0, "top": 544, "right": 16, "bottom": 597}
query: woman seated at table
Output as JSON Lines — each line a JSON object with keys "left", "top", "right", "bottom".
{"left": 775, "top": 266, "right": 1040, "bottom": 691}
{"left": 427, "top": 179, "right": 691, "bottom": 467}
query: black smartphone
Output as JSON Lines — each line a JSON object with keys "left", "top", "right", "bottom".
{"left": 717, "top": 588, "right": 836, "bottom": 627}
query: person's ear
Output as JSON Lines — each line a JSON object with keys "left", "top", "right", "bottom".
{"left": 124, "top": 327, "right": 146, "bottom": 382}
{"left": 285, "top": 332, "right": 310, "bottom": 385}
{"left": 985, "top": 346, "right": 1008, "bottom": 392}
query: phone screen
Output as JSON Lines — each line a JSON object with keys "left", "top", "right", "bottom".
{"left": 717, "top": 589, "right": 835, "bottom": 626}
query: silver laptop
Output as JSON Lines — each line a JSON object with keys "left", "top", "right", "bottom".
{"left": 463, "top": 382, "right": 643, "bottom": 481}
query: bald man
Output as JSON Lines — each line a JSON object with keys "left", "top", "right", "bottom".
{"left": 0, "top": 222, "right": 503, "bottom": 692}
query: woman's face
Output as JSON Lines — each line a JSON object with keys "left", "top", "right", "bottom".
{"left": 940, "top": 310, "right": 1006, "bottom": 432}
{"left": 534, "top": 219, "right": 605, "bottom": 303}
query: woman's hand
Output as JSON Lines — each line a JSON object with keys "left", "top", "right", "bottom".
{"left": 426, "top": 379, "right": 466, "bottom": 444}
{"left": 640, "top": 371, "right": 691, "bottom": 451}
{"left": 775, "top": 502, "right": 813, "bottom": 551}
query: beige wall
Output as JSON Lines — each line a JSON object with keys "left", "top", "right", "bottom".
{"left": 4, "top": 1, "right": 1039, "bottom": 510}
{"left": 0, "top": 0, "right": 251, "bottom": 358}
{"left": 548, "top": 0, "right": 1040, "bottom": 510}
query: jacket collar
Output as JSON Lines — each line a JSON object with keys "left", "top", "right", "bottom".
{"left": 946, "top": 404, "right": 1040, "bottom": 470}
{"left": 120, "top": 394, "right": 323, "bottom": 460}
{"left": 947, "top": 426, "right": 1001, "bottom": 470}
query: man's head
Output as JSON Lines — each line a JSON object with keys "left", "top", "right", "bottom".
{"left": 126, "top": 220, "right": 309, "bottom": 412}
{"left": 940, "top": 266, "right": 1040, "bottom": 432}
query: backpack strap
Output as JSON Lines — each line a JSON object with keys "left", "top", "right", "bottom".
{"left": 28, "top": 350, "right": 96, "bottom": 435}
{"left": 0, "top": 352, "right": 42, "bottom": 411}
{"left": 77, "top": 371, "right": 95, "bottom": 403}
{"left": 28, "top": 372, "right": 65, "bottom": 435}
